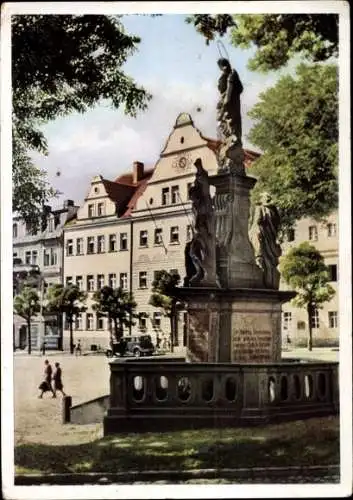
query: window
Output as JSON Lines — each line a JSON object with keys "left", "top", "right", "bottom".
{"left": 50, "top": 249, "right": 57, "bottom": 266}
{"left": 171, "top": 185, "right": 179, "bottom": 204}
{"left": 97, "top": 235, "right": 105, "bottom": 253}
{"left": 282, "top": 312, "right": 292, "bottom": 331}
{"left": 97, "top": 274, "right": 105, "bottom": 290}
{"left": 66, "top": 276, "right": 73, "bottom": 286}
{"left": 120, "top": 232, "right": 128, "bottom": 251}
{"left": 308, "top": 225, "right": 318, "bottom": 241}
{"left": 97, "top": 202, "right": 105, "bottom": 216}
{"left": 310, "top": 308, "right": 319, "bottom": 329}
{"left": 76, "top": 276, "right": 83, "bottom": 291}
{"left": 87, "top": 236, "right": 95, "bottom": 254}
{"left": 25, "top": 251, "right": 31, "bottom": 264}
{"left": 152, "top": 228, "right": 162, "bottom": 246}
{"left": 186, "top": 225, "right": 193, "bottom": 241}
{"left": 327, "top": 223, "right": 337, "bottom": 237}
{"left": 287, "top": 229, "right": 295, "bottom": 242}
{"left": 120, "top": 272, "right": 128, "bottom": 290}
{"left": 47, "top": 218, "right": 54, "bottom": 232}
{"left": 44, "top": 250, "right": 50, "bottom": 266}
{"left": 31, "top": 250, "right": 38, "bottom": 265}
{"left": 139, "top": 271, "right": 147, "bottom": 289}
{"left": 170, "top": 226, "right": 179, "bottom": 244}
{"left": 13, "top": 223, "right": 18, "bottom": 239}
{"left": 88, "top": 204, "right": 95, "bottom": 218}
{"left": 154, "top": 270, "right": 163, "bottom": 283}
{"left": 96, "top": 314, "right": 104, "bottom": 330}
{"left": 328, "top": 264, "right": 338, "bottom": 282}
{"left": 66, "top": 239, "right": 73, "bottom": 256}
{"left": 139, "top": 230, "right": 148, "bottom": 247}
{"left": 75, "top": 313, "right": 82, "bottom": 330}
{"left": 86, "top": 313, "right": 94, "bottom": 330}
{"left": 108, "top": 273, "right": 116, "bottom": 288}
{"left": 153, "top": 311, "right": 161, "bottom": 329}
{"left": 139, "top": 314, "right": 147, "bottom": 331}
{"left": 162, "top": 187, "right": 169, "bottom": 206}
{"left": 328, "top": 311, "right": 338, "bottom": 328}
{"left": 87, "top": 275, "right": 95, "bottom": 292}
{"left": 109, "top": 234, "right": 117, "bottom": 252}
{"left": 187, "top": 183, "right": 193, "bottom": 200}
{"left": 76, "top": 238, "right": 84, "bottom": 255}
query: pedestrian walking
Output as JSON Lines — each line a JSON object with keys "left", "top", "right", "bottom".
{"left": 38, "top": 359, "right": 55, "bottom": 398}
{"left": 75, "top": 339, "right": 82, "bottom": 356}
{"left": 40, "top": 341, "right": 46, "bottom": 356}
{"left": 52, "top": 362, "right": 66, "bottom": 397}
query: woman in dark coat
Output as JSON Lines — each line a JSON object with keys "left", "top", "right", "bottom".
{"left": 38, "top": 359, "right": 55, "bottom": 398}
{"left": 53, "top": 362, "right": 66, "bottom": 397}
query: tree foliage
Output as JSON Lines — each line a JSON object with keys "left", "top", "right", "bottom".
{"left": 14, "top": 286, "right": 40, "bottom": 354}
{"left": 92, "top": 286, "right": 137, "bottom": 342}
{"left": 12, "top": 15, "right": 152, "bottom": 228}
{"left": 248, "top": 63, "right": 338, "bottom": 231}
{"left": 280, "top": 242, "right": 335, "bottom": 350}
{"left": 45, "top": 284, "right": 87, "bottom": 354}
{"left": 149, "top": 270, "right": 181, "bottom": 351}
{"left": 187, "top": 14, "right": 338, "bottom": 71}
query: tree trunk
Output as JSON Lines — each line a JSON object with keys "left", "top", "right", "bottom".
{"left": 307, "top": 304, "right": 313, "bottom": 351}
{"left": 113, "top": 318, "right": 119, "bottom": 342}
{"left": 69, "top": 317, "right": 74, "bottom": 354}
{"left": 27, "top": 318, "right": 31, "bottom": 355}
{"left": 169, "top": 313, "right": 174, "bottom": 353}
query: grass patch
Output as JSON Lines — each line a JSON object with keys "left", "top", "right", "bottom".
{"left": 15, "top": 416, "right": 339, "bottom": 475}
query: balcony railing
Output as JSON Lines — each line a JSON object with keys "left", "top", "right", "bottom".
{"left": 104, "top": 359, "right": 339, "bottom": 434}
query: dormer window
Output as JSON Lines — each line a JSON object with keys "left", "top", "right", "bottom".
{"left": 47, "top": 218, "right": 54, "bottom": 232}
{"left": 88, "top": 204, "right": 95, "bottom": 218}
{"left": 97, "top": 202, "right": 105, "bottom": 216}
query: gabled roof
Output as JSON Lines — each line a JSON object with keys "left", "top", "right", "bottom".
{"left": 119, "top": 168, "right": 154, "bottom": 217}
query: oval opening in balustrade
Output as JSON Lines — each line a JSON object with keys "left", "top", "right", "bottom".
{"left": 201, "top": 379, "right": 214, "bottom": 402}
{"left": 280, "top": 376, "right": 288, "bottom": 401}
{"left": 177, "top": 376, "right": 191, "bottom": 402}
{"left": 268, "top": 377, "right": 276, "bottom": 403}
{"left": 304, "top": 374, "right": 314, "bottom": 399}
{"left": 155, "top": 375, "right": 169, "bottom": 401}
{"left": 317, "top": 373, "right": 326, "bottom": 399}
{"left": 225, "top": 377, "right": 237, "bottom": 401}
{"left": 132, "top": 375, "right": 145, "bottom": 402}
{"left": 293, "top": 375, "right": 301, "bottom": 399}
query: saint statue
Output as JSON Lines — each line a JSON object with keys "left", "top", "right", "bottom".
{"left": 216, "top": 58, "right": 245, "bottom": 174}
{"left": 184, "top": 158, "right": 218, "bottom": 287}
{"left": 249, "top": 193, "right": 282, "bottom": 289}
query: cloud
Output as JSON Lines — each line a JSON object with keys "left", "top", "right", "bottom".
{"left": 35, "top": 75, "right": 276, "bottom": 206}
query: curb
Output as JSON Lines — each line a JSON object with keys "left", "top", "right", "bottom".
{"left": 15, "top": 465, "right": 340, "bottom": 485}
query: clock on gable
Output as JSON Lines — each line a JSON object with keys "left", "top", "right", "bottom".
{"left": 172, "top": 153, "right": 192, "bottom": 172}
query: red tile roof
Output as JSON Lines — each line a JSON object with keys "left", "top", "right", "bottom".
{"left": 120, "top": 169, "right": 154, "bottom": 217}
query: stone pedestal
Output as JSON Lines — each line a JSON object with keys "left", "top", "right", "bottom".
{"left": 176, "top": 287, "right": 296, "bottom": 363}
{"left": 211, "top": 172, "right": 264, "bottom": 289}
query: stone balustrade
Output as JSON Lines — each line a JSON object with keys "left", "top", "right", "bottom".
{"left": 103, "top": 358, "right": 339, "bottom": 434}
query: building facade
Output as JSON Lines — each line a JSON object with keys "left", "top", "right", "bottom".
{"left": 280, "top": 211, "right": 339, "bottom": 347}
{"left": 13, "top": 200, "right": 78, "bottom": 350}
{"left": 62, "top": 113, "right": 260, "bottom": 350}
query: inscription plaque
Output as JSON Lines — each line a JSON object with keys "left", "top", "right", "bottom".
{"left": 232, "top": 329, "right": 273, "bottom": 362}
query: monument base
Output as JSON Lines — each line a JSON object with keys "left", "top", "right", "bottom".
{"left": 176, "top": 287, "right": 296, "bottom": 363}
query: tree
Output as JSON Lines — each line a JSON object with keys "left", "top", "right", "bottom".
{"left": 92, "top": 286, "right": 137, "bottom": 342}
{"left": 149, "top": 270, "right": 181, "bottom": 352}
{"left": 45, "top": 284, "right": 87, "bottom": 354}
{"left": 12, "top": 15, "right": 152, "bottom": 229}
{"left": 14, "top": 286, "right": 40, "bottom": 355}
{"left": 248, "top": 63, "right": 338, "bottom": 232}
{"left": 279, "top": 242, "right": 335, "bottom": 351}
{"left": 187, "top": 14, "right": 338, "bottom": 71}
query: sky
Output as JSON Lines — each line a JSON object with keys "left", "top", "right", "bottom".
{"left": 31, "top": 14, "right": 290, "bottom": 207}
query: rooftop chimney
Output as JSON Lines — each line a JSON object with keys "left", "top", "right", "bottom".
{"left": 64, "top": 199, "right": 74, "bottom": 209}
{"left": 132, "top": 161, "right": 144, "bottom": 184}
